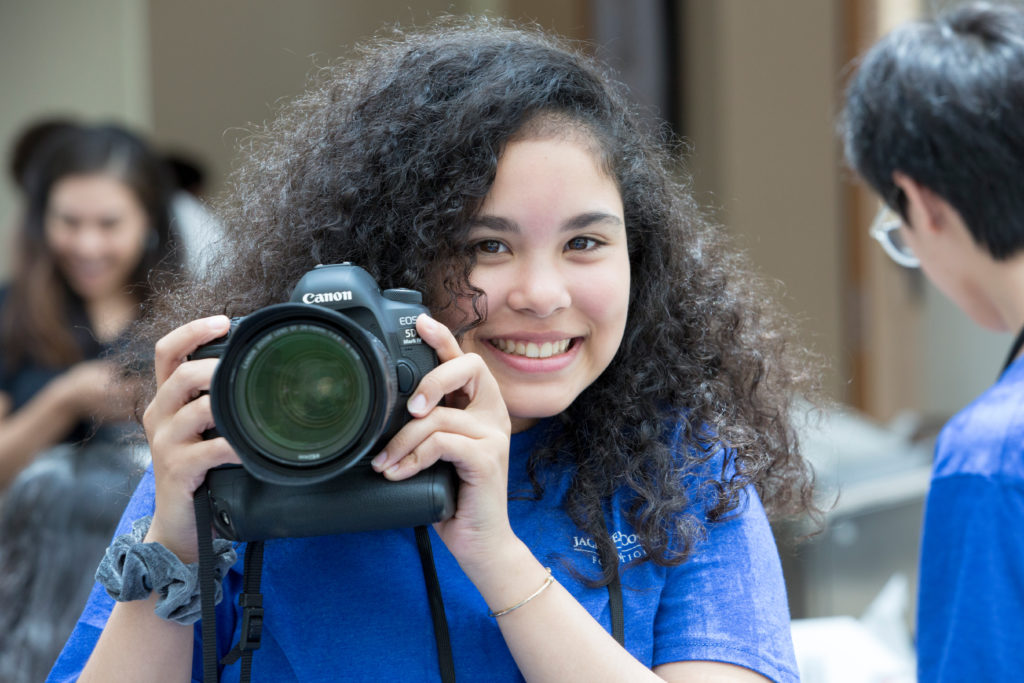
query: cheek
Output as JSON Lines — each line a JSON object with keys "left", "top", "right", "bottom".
{"left": 115, "top": 223, "right": 150, "bottom": 263}
{"left": 575, "top": 269, "right": 629, "bottom": 341}
{"left": 44, "top": 225, "right": 71, "bottom": 255}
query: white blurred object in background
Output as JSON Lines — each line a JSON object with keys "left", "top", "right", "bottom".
{"left": 792, "top": 573, "right": 915, "bottom": 682}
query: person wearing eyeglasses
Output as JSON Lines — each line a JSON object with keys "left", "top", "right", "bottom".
{"left": 842, "top": 2, "right": 1024, "bottom": 680}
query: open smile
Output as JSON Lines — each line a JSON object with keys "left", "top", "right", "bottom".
{"left": 487, "top": 337, "right": 578, "bottom": 359}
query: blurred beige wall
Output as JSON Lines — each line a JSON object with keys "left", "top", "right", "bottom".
{"left": 147, "top": 0, "right": 460, "bottom": 202}
{"left": 683, "top": 0, "right": 846, "bottom": 400}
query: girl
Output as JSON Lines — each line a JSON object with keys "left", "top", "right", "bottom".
{"left": 0, "top": 124, "right": 179, "bottom": 487}
{"left": 53, "top": 19, "right": 814, "bottom": 683}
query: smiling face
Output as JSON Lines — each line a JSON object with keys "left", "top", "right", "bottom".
{"left": 438, "top": 135, "right": 631, "bottom": 432}
{"left": 45, "top": 173, "right": 150, "bottom": 302}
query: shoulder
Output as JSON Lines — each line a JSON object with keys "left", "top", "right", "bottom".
{"left": 933, "top": 361, "right": 1024, "bottom": 481}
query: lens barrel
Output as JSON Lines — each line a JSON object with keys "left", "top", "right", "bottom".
{"left": 208, "top": 304, "right": 396, "bottom": 485}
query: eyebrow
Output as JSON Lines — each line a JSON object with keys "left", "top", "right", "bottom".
{"left": 470, "top": 211, "right": 623, "bottom": 233}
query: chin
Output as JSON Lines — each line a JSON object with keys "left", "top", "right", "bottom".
{"left": 504, "top": 396, "right": 571, "bottom": 425}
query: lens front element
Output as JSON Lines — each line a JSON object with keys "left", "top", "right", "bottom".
{"left": 208, "top": 303, "right": 396, "bottom": 485}
{"left": 234, "top": 323, "right": 372, "bottom": 465}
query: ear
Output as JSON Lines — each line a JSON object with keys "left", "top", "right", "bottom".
{"left": 892, "top": 171, "right": 953, "bottom": 234}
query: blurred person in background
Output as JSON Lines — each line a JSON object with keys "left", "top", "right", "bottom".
{"left": 842, "top": 2, "right": 1024, "bottom": 679}
{"left": 0, "top": 123, "right": 180, "bottom": 488}
{"left": 0, "top": 122, "right": 181, "bottom": 682}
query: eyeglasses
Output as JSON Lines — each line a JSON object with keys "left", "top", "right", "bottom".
{"left": 869, "top": 205, "right": 920, "bottom": 268}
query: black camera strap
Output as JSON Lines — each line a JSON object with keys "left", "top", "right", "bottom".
{"left": 1001, "top": 323, "right": 1024, "bottom": 376}
{"left": 219, "top": 541, "right": 265, "bottom": 679}
{"left": 415, "top": 525, "right": 456, "bottom": 683}
{"left": 608, "top": 571, "right": 625, "bottom": 646}
{"left": 195, "top": 484, "right": 221, "bottom": 683}
{"left": 195, "top": 486, "right": 265, "bottom": 683}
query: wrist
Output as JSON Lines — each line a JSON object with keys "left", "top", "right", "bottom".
{"left": 460, "top": 538, "right": 550, "bottom": 615}
{"left": 145, "top": 514, "right": 199, "bottom": 564}
{"left": 45, "top": 372, "right": 83, "bottom": 417}
{"left": 96, "top": 516, "right": 236, "bottom": 625}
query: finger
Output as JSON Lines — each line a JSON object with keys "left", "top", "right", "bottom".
{"left": 406, "top": 352, "right": 502, "bottom": 418}
{"left": 155, "top": 438, "right": 241, "bottom": 502}
{"left": 373, "top": 405, "right": 492, "bottom": 472}
{"left": 382, "top": 431, "right": 484, "bottom": 481}
{"left": 154, "top": 316, "right": 230, "bottom": 387}
{"left": 143, "top": 358, "right": 220, "bottom": 434}
{"left": 159, "top": 393, "right": 218, "bottom": 446}
{"left": 416, "top": 314, "right": 463, "bottom": 363}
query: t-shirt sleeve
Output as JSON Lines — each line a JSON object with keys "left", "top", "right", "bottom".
{"left": 45, "top": 467, "right": 159, "bottom": 683}
{"left": 916, "top": 474, "right": 1024, "bottom": 681}
{"left": 652, "top": 486, "right": 799, "bottom": 683}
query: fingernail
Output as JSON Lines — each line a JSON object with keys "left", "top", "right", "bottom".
{"left": 408, "top": 394, "right": 426, "bottom": 415}
{"left": 208, "top": 315, "right": 228, "bottom": 330}
{"left": 371, "top": 452, "right": 387, "bottom": 470}
{"left": 419, "top": 314, "right": 437, "bottom": 330}
{"left": 386, "top": 463, "right": 400, "bottom": 476}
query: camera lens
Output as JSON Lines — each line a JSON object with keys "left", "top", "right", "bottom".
{"left": 209, "top": 304, "right": 396, "bottom": 485}
{"left": 234, "top": 324, "right": 372, "bottom": 463}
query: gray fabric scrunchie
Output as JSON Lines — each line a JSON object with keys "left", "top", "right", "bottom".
{"left": 95, "top": 516, "right": 237, "bottom": 625}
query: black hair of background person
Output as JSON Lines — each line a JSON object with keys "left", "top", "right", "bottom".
{"left": 125, "top": 17, "right": 819, "bottom": 586}
{"left": 163, "top": 153, "right": 207, "bottom": 197}
{"left": 1, "top": 124, "right": 181, "bottom": 370}
{"left": 7, "top": 117, "right": 80, "bottom": 193}
{"left": 842, "top": 1, "right": 1024, "bottom": 259}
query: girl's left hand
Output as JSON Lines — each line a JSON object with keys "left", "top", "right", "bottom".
{"left": 371, "top": 314, "right": 513, "bottom": 572}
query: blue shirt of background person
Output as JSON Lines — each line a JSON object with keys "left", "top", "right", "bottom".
{"left": 842, "top": 3, "right": 1024, "bottom": 679}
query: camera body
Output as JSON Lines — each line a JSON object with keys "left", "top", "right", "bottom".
{"left": 193, "top": 263, "right": 456, "bottom": 541}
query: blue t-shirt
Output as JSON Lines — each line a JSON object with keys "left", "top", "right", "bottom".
{"left": 916, "top": 356, "right": 1024, "bottom": 680}
{"left": 49, "top": 420, "right": 798, "bottom": 682}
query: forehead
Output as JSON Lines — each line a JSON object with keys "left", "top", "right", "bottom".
{"left": 509, "top": 114, "right": 610, "bottom": 169}
{"left": 483, "top": 137, "right": 623, "bottom": 213}
{"left": 48, "top": 174, "right": 138, "bottom": 211}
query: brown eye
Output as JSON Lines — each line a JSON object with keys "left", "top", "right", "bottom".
{"left": 566, "top": 236, "right": 599, "bottom": 251}
{"left": 474, "top": 239, "right": 508, "bottom": 254}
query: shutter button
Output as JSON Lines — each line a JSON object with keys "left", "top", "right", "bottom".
{"left": 396, "top": 361, "right": 417, "bottom": 394}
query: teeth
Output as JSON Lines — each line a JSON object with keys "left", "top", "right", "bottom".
{"left": 493, "top": 338, "right": 571, "bottom": 358}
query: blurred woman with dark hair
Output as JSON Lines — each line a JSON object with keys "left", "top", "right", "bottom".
{"left": 0, "top": 123, "right": 180, "bottom": 488}
{"left": 0, "top": 123, "right": 181, "bottom": 682}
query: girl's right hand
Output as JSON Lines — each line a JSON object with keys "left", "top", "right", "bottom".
{"left": 141, "top": 316, "right": 242, "bottom": 562}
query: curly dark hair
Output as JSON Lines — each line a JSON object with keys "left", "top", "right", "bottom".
{"left": 131, "top": 17, "right": 817, "bottom": 585}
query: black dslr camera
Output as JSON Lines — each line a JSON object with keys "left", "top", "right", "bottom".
{"left": 192, "top": 263, "right": 457, "bottom": 541}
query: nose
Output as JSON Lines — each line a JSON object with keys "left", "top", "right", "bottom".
{"left": 65, "top": 225, "right": 106, "bottom": 259}
{"left": 506, "top": 259, "right": 571, "bottom": 318}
